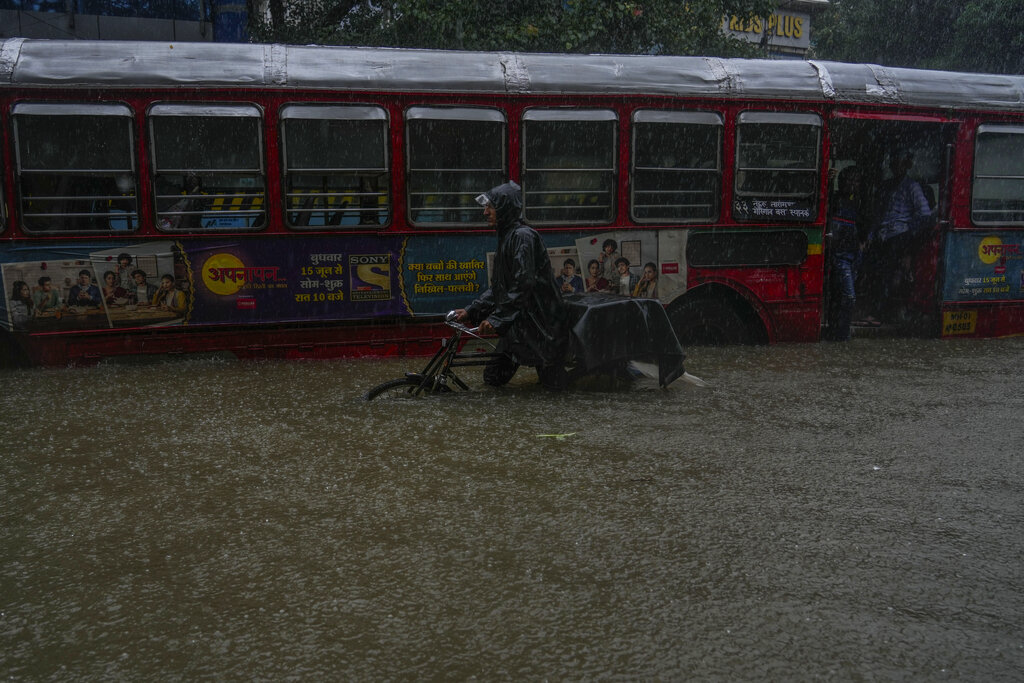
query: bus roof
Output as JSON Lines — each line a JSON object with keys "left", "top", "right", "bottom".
{"left": 2, "top": 38, "right": 1023, "bottom": 112}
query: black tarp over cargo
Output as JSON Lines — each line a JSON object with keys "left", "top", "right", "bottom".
{"left": 564, "top": 292, "right": 686, "bottom": 388}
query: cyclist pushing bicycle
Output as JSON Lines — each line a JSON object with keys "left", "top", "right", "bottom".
{"left": 452, "top": 181, "right": 570, "bottom": 391}
{"left": 363, "top": 181, "right": 690, "bottom": 400}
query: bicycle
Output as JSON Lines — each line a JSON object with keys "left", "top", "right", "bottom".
{"left": 363, "top": 311, "right": 506, "bottom": 400}
{"left": 362, "top": 295, "right": 697, "bottom": 399}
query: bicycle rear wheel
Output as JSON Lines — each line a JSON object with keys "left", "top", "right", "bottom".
{"left": 363, "top": 376, "right": 451, "bottom": 401}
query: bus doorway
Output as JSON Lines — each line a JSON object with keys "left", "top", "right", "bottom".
{"left": 826, "top": 117, "right": 957, "bottom": 337}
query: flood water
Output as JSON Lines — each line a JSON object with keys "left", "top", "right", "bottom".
{"left": 1, "top": 337, "right": 1022, "bottom": 680}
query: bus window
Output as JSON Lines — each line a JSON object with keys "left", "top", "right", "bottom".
{"left": 13, "top": 103, "right": 138, "bottom": 233}
{"left": 281, "top": 105, "right": 389, "bottom": 229}
{"left": 522, "top": 109, "right": 616, "bottom": 225}
{"left": 632, "top": 110, "right": 722, "bottom": 223}
{"left": 734, "top": 111, "right": 821, "bottom": 222}
{"left": 149, "top": 104, "right": 265, "bottom": 232}
{"left": 406, "top": 107, "right": 506, "bottom": 226}
{"left": 973, "top": 125, "right": 1024, "bottom": 225}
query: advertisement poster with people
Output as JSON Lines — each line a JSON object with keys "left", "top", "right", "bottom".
{"left": 2, "top": 230, "right": 692, "bottom": 333}
{"left": 2, "top": 241, "right": 190, "bottom": 332}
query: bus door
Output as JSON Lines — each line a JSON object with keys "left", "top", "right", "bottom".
{"left": 828, "top": 113, "right": 957, "bottom": 334}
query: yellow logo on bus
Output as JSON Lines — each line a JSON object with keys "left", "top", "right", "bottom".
{"left": 202, "top": 253, "right": 246, "bottom": 295}
{"left": 978, "top": 236, "right": 1003, "bottom": 265}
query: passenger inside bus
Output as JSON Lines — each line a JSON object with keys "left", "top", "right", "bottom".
{"left": 160, "top": 172, "right": 204, "bottom": 231}
{"left": 861, "top": 150, "right": 933, "bottom": 326}
{"left": 829, "top": 118, "right": 951, "bottom": 333}
{"left": 825, "top": 166, "right": 863, "bottom": 340}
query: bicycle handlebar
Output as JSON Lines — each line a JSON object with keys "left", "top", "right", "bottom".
{"left": 447, "top": 320, "right": 480, "bottom": 335}
{"left": 445, "top": 310, "right": 485, "bottom": 336}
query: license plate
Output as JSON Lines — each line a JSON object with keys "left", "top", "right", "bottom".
{"left": 942, "top": 310, "right": 977, "bottom": 336}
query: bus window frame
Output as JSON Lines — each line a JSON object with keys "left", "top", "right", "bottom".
{"left": 521, "top": 108, "right": 618, "bottom": 226}
{"left": 630, "top": 109, "right": 723, "bottom": 224}
{"left": 971, "top": 123, "right": 1024, "bottom": 227}
{"left": 12, "top": 101, "right": 139, "bottom": 235}
{"left": 148, "top": 102, "right": 267, "bottom": 233}
{"left": 733, "top": 110, "right": 822, "bottom": 223}
{"left": 279, "top": 103, "right": 391, "bottom": 230}
{"left": 405, "top": 106, "right": 507, "bottom": 228}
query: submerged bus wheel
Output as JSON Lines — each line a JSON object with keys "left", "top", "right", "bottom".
{"left": 669, "top": 297, "right": 761, "bottom": 346}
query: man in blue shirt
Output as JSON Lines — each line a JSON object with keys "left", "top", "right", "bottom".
{"left": 877, "top": 152, "right": 932, "bottom": 242}
{"left": 864, "top": 150, "right": 933, "bottom": 325}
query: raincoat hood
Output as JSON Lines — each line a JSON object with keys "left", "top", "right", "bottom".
{"left": 483, "top": 181, "right": 523, "bottom": 230}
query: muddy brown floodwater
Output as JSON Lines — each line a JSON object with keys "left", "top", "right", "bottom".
{"left": 1, "top": 336, "right": 1022, "bottom": 679}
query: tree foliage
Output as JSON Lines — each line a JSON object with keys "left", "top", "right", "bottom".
{"left": 249, "top": 0, "right": 777, "bottom": 57}
{"left": 812, "top": 0, "right": 1024, "bottom": 74}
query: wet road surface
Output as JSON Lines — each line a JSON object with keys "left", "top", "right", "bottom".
{"left": 1, "top": 337, "right": 1022, "bottom": 679}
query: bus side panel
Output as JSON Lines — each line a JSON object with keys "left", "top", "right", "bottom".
{"left": 940, "top": 230, "right": 1024, "bottom": 338}
{"left": 679, "top": 227, "right": 824, "bottom": 344}
{"left": 0, "top": 235, "right": 497, "bottom": 332}
{"left": 0, "top": 228, "right": 677, "bottom": 364}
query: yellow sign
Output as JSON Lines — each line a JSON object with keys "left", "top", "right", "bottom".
{"left": 942, "top": 310, "right": 977, "bottom": 336}
{"left": 202, "top": 253, "right": 245, "bottom": 295}
{"left": 727, "top": 13, "right": 804, "bottom": 39}
{"left": 722, "top": 11, "right": 810, "bottom": 49}
{"left": 978, "top": 236, "right": 1003, "bottom": 264}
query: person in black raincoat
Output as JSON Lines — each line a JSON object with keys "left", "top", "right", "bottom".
{"left": 454, "top": 181, "right": 568, "bottom": 390}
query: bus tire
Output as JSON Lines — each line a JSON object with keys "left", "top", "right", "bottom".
{"left": 363, "top": 376, "right": 451, "bottom": 400}
{"left": 669, "top": 297, "right": 755, "bottom": 346}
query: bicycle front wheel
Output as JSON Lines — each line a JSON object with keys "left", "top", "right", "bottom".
{"left": 363, "top": 376, "right": 451, "bottom": 401}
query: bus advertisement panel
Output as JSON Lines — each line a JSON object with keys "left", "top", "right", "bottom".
{"left": 940, "top": 232, "right": 1024, "bottom": 337}
{"left": 0, "top": 229, "right": 685, "bottom": 336}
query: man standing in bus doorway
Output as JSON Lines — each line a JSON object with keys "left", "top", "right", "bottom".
{"left": 864, "top": 149, "right": 932, "bottom": 325}
{"left": 454, "top": 181, "right": 569, "bottom": 391}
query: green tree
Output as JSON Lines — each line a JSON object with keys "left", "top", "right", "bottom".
{"left": 948, "top": 0, "right": 1024, "bottom": 74}
{"left": 249, "top": 0, "right": 777, "bottom": 57}
{"left": 813, "top": 0, "right": 1023, "bottom": 74}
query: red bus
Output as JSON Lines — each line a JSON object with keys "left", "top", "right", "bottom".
{"left": 1, "top": 39, "right": 1022, "bottom": 366}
